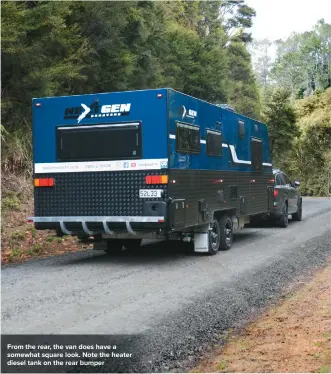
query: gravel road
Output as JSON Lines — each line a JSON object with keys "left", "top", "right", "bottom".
{"left": 2, "top": 197, "right": 330, "bottom": 372}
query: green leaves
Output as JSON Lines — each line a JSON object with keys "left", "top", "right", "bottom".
{"left": 270, "top": 20, "right": 331, "bottom": 98}
{"left": 262, "top": 87, "right": 298, "bottom": 161}
{"left": 227, "top": 41, "right": 261, "bottom": 118}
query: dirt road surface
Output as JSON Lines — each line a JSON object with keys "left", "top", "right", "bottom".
{"left": 2, "top": 197, "right": 330, "bottom": 372}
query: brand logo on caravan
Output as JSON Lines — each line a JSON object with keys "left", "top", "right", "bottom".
{"left": 180, "top": 105, "right": 197, "bottom": 120}
{"left": 64, "top": 101, "right": 131, "bottom": 123}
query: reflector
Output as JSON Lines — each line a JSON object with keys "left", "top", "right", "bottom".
{"left": 34, "top": 178, "right": 55, "bottom": 187}
{"left": 145, "top": 175, "right": 168, "bottom": 184}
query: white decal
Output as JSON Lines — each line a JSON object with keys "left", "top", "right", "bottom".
{"left": 182, "top": 105, "right": 197, "bottom": 119}
{"left": 228, "top": 145, "right": 251, "bottom": 165}
{"left": 160, "top": 160, "right": 168, "bottom": 169}
{"left": 77, "top": 104, "right": 91, "bottom": 123}
{"left": 100, "top": 103, "right": 131, "bottom": 114}
{"left": 181, "top": 105, "right": 187, "bottom": 119}
{"left": 35, "top": 158, "right": 168, "bottom": 174}
{"left": 188, "top": 109, "right": 197, "bottom": 118}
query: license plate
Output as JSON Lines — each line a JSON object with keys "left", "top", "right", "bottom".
{"left": 139, "top": 189, "right": 163, "bottom": 198}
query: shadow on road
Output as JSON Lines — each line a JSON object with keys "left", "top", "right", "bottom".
{"left": 63, "top": 228, "right": 263, "bottom": 266}
{"left": 63, "top": 240, "right": 201, "bottom": 266}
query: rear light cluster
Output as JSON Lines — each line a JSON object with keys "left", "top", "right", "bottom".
{"left": 273, "top": 189, "right": 279, "bottom": 198}
{"left": 34, "top": 178, "right": 55, "bottom": 187}
{"left": 145, "top": 175, "right": 168, "bottom": 184}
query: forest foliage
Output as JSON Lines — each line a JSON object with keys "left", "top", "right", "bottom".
{"left": 253, "top": 20, "right": 331, "bottom": 196}
{"left": 1, "top": 1, "right": 330, "bottom": 196}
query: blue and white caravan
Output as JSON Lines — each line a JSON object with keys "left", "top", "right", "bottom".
{"left": 30, "top": 88, "right": 274, "bottom": 255}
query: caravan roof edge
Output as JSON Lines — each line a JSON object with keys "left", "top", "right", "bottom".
{"left": 32, "top": 88, "right": 171, "bottom": 101}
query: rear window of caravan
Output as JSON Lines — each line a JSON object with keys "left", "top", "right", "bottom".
{"left": 56, "top": 123, "right": 142, "bottom": 162}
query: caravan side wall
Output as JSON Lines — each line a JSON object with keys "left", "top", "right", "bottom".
{"left": 32, "top": 89, "right": 169, "bottom": 233}
{"left": 167, "top": 90, "right": 274, "bottom": 230}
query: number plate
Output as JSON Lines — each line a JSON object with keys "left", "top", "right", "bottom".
{"left": 139, "top": 189, "right": 163, "bottom": 198}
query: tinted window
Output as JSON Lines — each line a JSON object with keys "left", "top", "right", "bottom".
{"left": 275, "top": 174, "right": 283, "bottom": 186}
{"left": 251, "top": 138, "right": 262, "bottom": 171}
{"left": 238, "top": 120, "right": 245, "bottom": 139}
{"left": 282, "top": 173, "right": 291, "bottom": 185}
{"left": 176, "top": 123, "right": 200, "bottom": 154}
{"left": 206, "top": 130, "right": 222, "bottom": 156}
{"left": 57, "top": 123, "right": 141, "bottom": 162}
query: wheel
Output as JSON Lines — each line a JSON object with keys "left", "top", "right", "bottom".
{"left": 219, "top": 215, "right": 233, "bottom": 250}
{"left": 207, "top": 218, "right": 221, "bottom": 255}
{"left": 278, "top": 203, "right": 289, "bottom": 228}
{"left": 292, "top": 199, "right": 302, "bottom": 221}
{"left": 123, "top": 239, "right": 142, "bottom": 251}
{"left": 103, "top": 239, "right": 123, "bottom": 255}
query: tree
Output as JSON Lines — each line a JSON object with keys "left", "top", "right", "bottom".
{"left": 262, "top": 88, "right": 297, "bottom": 162}
{"left": 220, "top": 0, "right": 256, "bottom": 43}
{"left": 249, "top": 38, "right": 274, "bottom": 88}
{"left": 226, "top": 41, "right": 261, "bottom": 118}
{"left": 1, "top": 1, "right": 89, "bottom": 172}
{"left": 270, "top": 20, "right": 331, "bottom": 98}
{"left": 288, "top": 88, "right": 331, "bottom": 196}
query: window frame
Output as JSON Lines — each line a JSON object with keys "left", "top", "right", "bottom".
{"left": 176, "top": 122, "right": 201, "bottom": 155}
{"left": 250, "top": 137, "right": 263, "bottom": 172}
{"left": 56, "top": 122, "right": 142, "bottom": 162}
{"left": 206, "top": 129, "right": 222, "bottom": 157}
{"left": 275, "top": 174, "right": 284, "bottom": 186}
{"left": 281, "top": 173, "right": 291, "bottom": 186}
{"left": 238, "top": 120, "right": 245, "bottom": 139}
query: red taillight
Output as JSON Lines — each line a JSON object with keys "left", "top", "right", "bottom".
{"left": 34, "top": 178, "right": 55, "bottom": 187}
{"left": 145, "top": 175, "right": 168, "bottom": 184}
{"left": 273, "top": 189, "right": 279, "bottom": 198}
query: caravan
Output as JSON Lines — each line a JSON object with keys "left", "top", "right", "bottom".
{"left": 30, "top": 88, "right": 274, "bottom": 255}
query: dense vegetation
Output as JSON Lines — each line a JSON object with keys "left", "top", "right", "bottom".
{"left": 253, "top": 20, "right": 331, "bottom": 195}
{"left": 1, "top": 1, "right": 330, "bottom": 196}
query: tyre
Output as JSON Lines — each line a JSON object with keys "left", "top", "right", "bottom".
{"left": 123, "top": 239, "right": 142, "bottom": 251}
{"left": 207, "top": 218, "right": 221, "bottom": 255}
{"left": 219, "top": 215, "right": 233, "bottom": 250}
{"left": 278, "top": 202, "right": 289, "bottom": 228}
{"left": 292, "top": 199, "right": 302, "bottom": 221}
{"left": 104, "top": 239, "right": 124, "bottom": 254}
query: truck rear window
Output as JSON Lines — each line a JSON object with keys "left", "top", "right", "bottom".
{"left": 56, "top": 123, "right": 142, "bottom": 162}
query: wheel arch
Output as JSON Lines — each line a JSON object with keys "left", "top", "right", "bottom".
{"left": 213, "top": 208, "right": 236, "bottom": 220}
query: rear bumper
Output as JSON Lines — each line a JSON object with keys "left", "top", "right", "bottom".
{"left": 270, "top": 204, "right": 282, "bottom": 218}
{"left": 29, "top": 216, "right": 166, "bottom": 236}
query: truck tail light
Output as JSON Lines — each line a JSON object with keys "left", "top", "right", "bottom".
{"left": 145, "top": 175, "right": 168, "bottom": 184}
{"left": 34, "top": 178, "right": 55, "bottom": 187}
{"left": 273, "top": 189, "right": 279, "bottom": 198}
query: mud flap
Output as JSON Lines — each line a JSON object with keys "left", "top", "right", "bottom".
{"left": 194, "top": 232, "right": 209, "bottom": 253}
